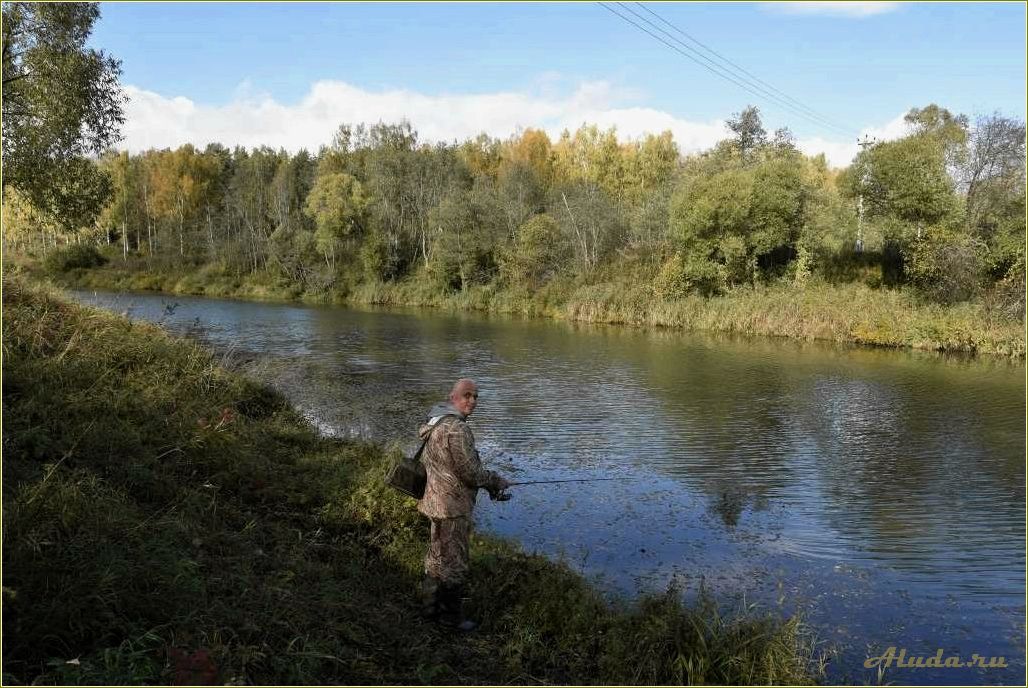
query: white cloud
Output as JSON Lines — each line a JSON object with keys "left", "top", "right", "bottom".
{"left": 120, "top": 79, "right": 904, "bottom": 169}
{"left": 861, "top": 111, "right": 912, "bottom": 141}
{"left": 762, "top": 2, "right": 901, "bottom": 18}
{"left": 796, "top": 111, "right": 911, "bottom": 166}
{"left": 120, "top": 79, "right": 730, "bottom": 156}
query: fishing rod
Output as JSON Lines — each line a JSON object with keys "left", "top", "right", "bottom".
{"left": 506, "top": 478, "right": 626, "bottom": 487}
{"left": 489, "top": 477, "right": 625, "bottom": 499}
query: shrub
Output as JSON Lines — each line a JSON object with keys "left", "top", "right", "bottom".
{"left": 43, "top": 244, "right": 107, "bottom": 273}
{"left": 986, "top": 253, "right": 1026, "bottom": 321}
{"left": 653, "top": 252, "right": 725, "bottom": 299}
{"left": 499, "top": 214, "right": 569, "bottom": 290}
{"left": 905, "top": 228, "right": 986, "bottom": 304}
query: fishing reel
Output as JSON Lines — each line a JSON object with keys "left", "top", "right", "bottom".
{"left": 489, "top": 488, "right": 512, "bottom": 502}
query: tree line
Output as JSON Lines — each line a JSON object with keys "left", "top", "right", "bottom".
{"left": 7, "top": 105, "right": 1023, "bottom": 313}
{"left": 2, "top": 6, "right": 1024, "bottom": 317}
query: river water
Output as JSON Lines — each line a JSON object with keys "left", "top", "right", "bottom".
{"left": 71, "top": 288, "right": 1026, "bottom": 685}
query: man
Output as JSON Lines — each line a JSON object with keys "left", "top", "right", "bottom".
{"left": 417, "top": 378, "right": 510, "bottom": 631}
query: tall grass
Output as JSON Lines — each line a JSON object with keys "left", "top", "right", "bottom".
{"left": 3, "top": 276, "right": 823, "bottom": 685}
{"left": 562, "top": 279, "right": 1025, "bottom": 357}
{"left": 44, "top": 256, "right": 1026, "bottom": 357}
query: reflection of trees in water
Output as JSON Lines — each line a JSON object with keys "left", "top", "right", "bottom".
{"left": 793, "top": 369, "right": 1025, "bottom": 571}
{"left": 711, "top": 491, "right": 745, "bottom": 528}
{"left": 632, "top": 341, "right": 798, "bottom": 511}
{"left": 611, "top": 324, "right": 1025, "bottom": 571}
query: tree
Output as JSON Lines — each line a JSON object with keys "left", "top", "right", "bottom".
{"left": 549, "top": 180, "right": 624, "bottom": 272}
{"left": 904, "top": 103, "right": 968, "bottom": 171}
{"left": 499, "top": 214, "right": 569, "bottom": 290}
{"left": 633, "top": 131, "right": 679, "bottom": 196}
{"left": 225, "top": 146, "right": 278, "bottom": 273}
{"left": 960, "top": 112, "right": 1026, "bottom": 276}
{"left": 303, "top": 172, "right": 370, "bottom": 270}
{"left": 841, "top": 135, "right": 957, "bottom": 228}
{"left": 426, "top": 188, "right": 503, "bottom": 291}
{"left": 905, "top": 228, "right": 986, "bottom": 304}
{"left": 1, "top": 185, "right": 59, "bottom": 255}
{"left": 726, "top": 105, "right": 767, "bottom": 161}
{"left": 669, "top": 153, "right": 808, "bottom": 286}
{"left": 496, "top": 160, "right": 544, "bottom": 240}
{"left": 502, "top": 128, "right": 553, "bottom": 190}
{"left": 2, "top": 2, "right": 124, "bottom": 228}
{"left": 97, "top": 151, "right": 135, "bottom": 258}
{"left": 148, "top": 145, "right": 214, "bottom": 258}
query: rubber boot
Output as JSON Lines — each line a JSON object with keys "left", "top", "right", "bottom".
{"left": 420, "top": 575, "right": 442, "bottom": 620}
{"left": 438, "top": 583, "right": 478, "bottom": 633}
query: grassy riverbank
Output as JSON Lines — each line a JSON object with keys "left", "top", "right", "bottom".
{"left": 2, "top": 275, "right": 823, "bottom": 685}
{"left": 37, "top": 254, "right": 1026, "bottom": 358}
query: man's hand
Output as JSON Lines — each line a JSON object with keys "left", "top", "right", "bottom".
{"left": 486, "top": 475, "right": 512, "bottom": 502}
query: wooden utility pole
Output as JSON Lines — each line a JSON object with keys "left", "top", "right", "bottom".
{"left": 855, "top": 135, "right": 877, "bottom": 253}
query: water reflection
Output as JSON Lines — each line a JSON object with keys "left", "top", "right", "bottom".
{"left": 70, "top": 289, "right": 1026, "bottom": 685}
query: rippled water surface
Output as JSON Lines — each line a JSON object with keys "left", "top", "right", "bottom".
{"left": 72, "top": 289, "right": 1026, "bottom": 685}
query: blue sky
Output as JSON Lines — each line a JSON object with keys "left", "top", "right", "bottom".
{"left": 91, "top": 1, "right": 1026, "bottom": 166}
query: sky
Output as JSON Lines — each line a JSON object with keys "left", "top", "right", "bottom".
{"left": 91, "top": 1, "right": 1027, "bottom": 167}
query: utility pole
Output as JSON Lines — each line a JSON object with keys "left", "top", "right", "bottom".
{"left": 855, "top": 135, "right": 877, "bottom": 253}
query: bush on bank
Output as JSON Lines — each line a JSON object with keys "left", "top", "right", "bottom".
{"left": 47, "top": 254, "right": 1027, "bottom": 358}
{"left": 2, "top": 276, "right": 822, "bottom": 685}
{"left": 42, "top": 244, "right": 107, "bottom": 274}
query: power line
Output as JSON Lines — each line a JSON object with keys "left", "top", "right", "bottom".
{"left": 632, "top": 2, "right": 858, "bottom": 135}
{"left": 597, "top": 2, "right": 857, "bottom": 137}
{"left": 606, "top": 1, "right": 854, "bottom": 136}
{"left": 597, "top": 1, "right": 810, "bottom": 127}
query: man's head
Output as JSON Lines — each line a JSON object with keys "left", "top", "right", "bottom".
{"left": 449, "top": 378, "right": 479, "bottom": 418}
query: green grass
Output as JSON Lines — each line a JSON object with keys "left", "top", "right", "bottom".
{"left": 3, "top": 275, "right": 823, "bottom": 685}
{"left": 38, "top": 253, "right": 1025, "bottom": 358}
{"left": 562, "top": 279, "right": 1025, "bottom": 357}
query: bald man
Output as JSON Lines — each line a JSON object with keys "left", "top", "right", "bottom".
{"left": 417, "top": 378, "right": 510, "bottom": 631}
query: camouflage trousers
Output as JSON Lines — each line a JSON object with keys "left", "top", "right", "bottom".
{"left": 424, "top": 515, "right": 472, "bottom": 585}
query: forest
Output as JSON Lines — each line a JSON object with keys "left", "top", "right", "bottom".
{"left": 5, "top": 104, "right": 1024, "bottom": 321}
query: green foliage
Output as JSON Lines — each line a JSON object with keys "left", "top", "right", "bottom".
{"left": 670, "top": 152, "right": 807, "bottom": 286}
{"left": 725, "top": 105, "right": 767, "bottom": 161}
{"left": 988, "top": 253, "right": 1026, "bottom": 322}
{"left": 905, "top": 228, "right": 987, "bottom": 304}
{"left": 652, "top": 253, "right": 689, "bottom": 300}
{"left": 842, "top": 134, "right": 958, "bottom": 227}
{"left": 499, "top": 214, "right": 569, "bottom": 289}
{"left": 904, "top": 103, "right": 969, "bottom": 168}
{"left": 356, "top": 228, "right": 391, "bottom": 282}
{"left": 796, "top": 183, "right": 859, "bottom": 271}
{"left": 303, "top": 172, "right": 370, "bottom": 268}
{"left": 7, "top": 100, "right": 1023, "bottom": 352}
{"left": 2, "top": 185, "right": 60, "bottom": 254}
{"left": 425, "top": 188, "right": 503, "bottom": 291}
{"left": 1, "top": 2, "right": 124, "bottom": 230}
{"left": 962, "top": 113, "right": 1026, "bottom": 277}
{"left": 652, "top": 252, "right": 725, "bottom": 299}
{"left": 749, "top": 156, "right": 805, "bottom": 254}
{"left": 671, "top": 165, "right": 751, "bottom": 253}
{"left": 268, "top": 225, "right": 320, "bottom": 286}
{"left": 42, "top": 243, "right": 107, "bottom": 273}
{"left": 718, "top": 233, "right": 752, "bottom": 285}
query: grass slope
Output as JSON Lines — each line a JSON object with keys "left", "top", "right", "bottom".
{"left": 2, "top": 276, "right": 822, "bottom": 685}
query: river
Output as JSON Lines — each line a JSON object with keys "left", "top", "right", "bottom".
{"left": 70, "top": 288, "right": 1026, "bottom": 686}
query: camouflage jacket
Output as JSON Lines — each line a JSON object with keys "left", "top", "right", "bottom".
{"left": 417, "top": 411, "right": 504, "bottom": 519}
